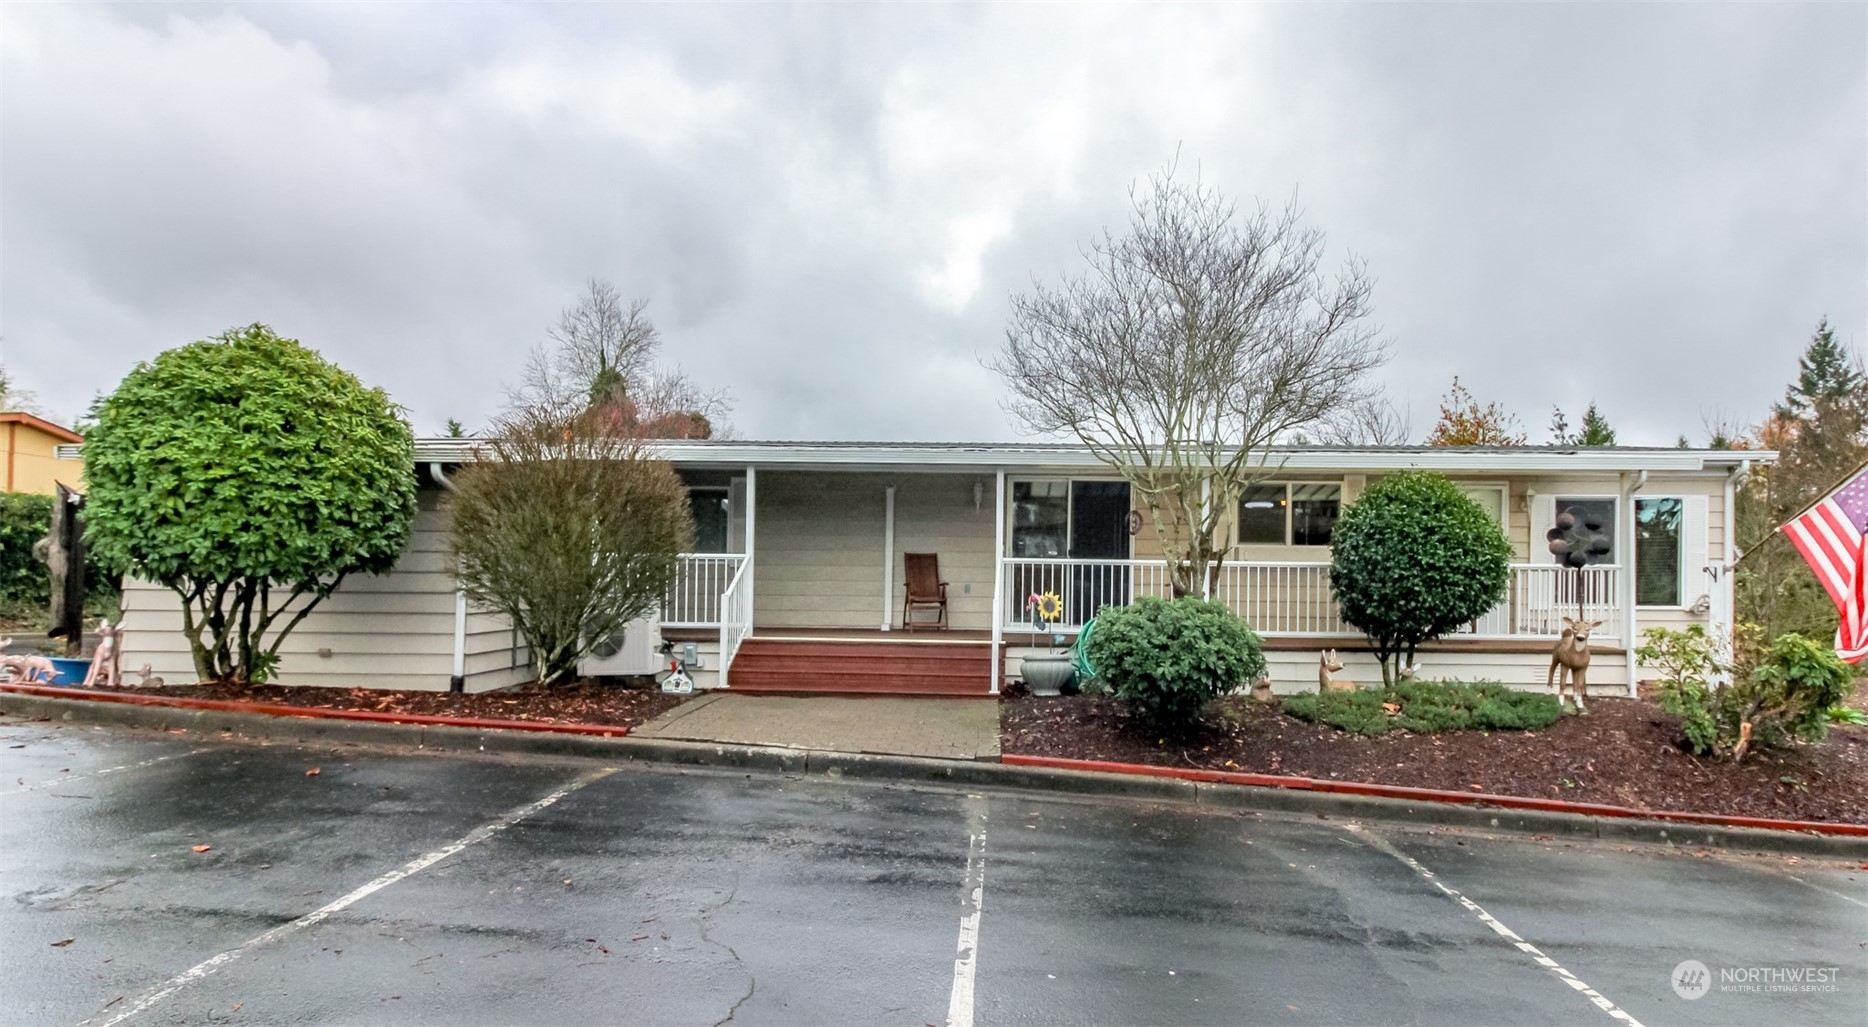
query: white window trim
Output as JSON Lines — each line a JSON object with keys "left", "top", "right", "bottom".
{"left": 1234, "top": 480, "right": 1344, "bottom": 548}
{"left": 1454, "top": 481, "right": 1510, "bottom": 525}
{"left": 1546, "top": 493, "right": 1621, "bottom": 566}
{"left": 1634, "top": 494, "right": 1691, "bottom": 611}
{"left": 1006, "top": 476, "right": 1133, "bottom": 559}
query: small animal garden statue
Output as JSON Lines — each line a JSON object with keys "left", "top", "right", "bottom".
{"left": 83, "top": 619, "right": 122, "bottom": 688}
{"left": 1547, "top": 616, "right": 1602, "bottom": 712}
{"left": 0, "top": 652, "right": 57, "bottom": 683}
{"left": 1250, "top": 673, "right": 1275, "bottom": 703}
{"left": 1318, "top": 650, "right": 1355, "bottom": 692}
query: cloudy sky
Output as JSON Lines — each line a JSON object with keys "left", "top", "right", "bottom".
{"left": 3, "top": 3, "right": 1863, "bottom": 445}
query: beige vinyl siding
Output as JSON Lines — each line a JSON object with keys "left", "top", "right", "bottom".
{"left": 754, "top": 471, "right": 888, "bottom": 629}
{"left": 118, "top": 494, "right": 526, "bottom": 692}
{"left": 890, "top": 474, "right": 996, "bottom": 629}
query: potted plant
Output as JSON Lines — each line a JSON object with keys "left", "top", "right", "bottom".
{"left": 1020, "top": 591, "right": 1076, "bottom": 696}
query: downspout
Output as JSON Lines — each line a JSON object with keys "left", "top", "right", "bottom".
{"left": 1718, "top": 460, "right": 1751, "bottom": 684}
{"left": 430, "top": 463, "right": 468, "bottom": 694}
{"left": 1623, "top": 470, "right": 1647, "bottom": 697}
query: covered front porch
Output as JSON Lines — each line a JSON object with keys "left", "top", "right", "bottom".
{"left": 658, "top": 466, "right": 1629, "bottom": 695}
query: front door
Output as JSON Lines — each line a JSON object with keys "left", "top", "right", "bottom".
{"left": 1068, "top": 481, "right": 1131, "bottom": 623}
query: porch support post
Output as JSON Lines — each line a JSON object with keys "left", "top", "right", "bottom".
{"left": 881, "top": 484, "right": 896, "bottom": 630}
{"left": 1200, "top": 478, "right": 1212, "bottom": 600}
{"left": 990, "top": 469, "right": 1006, "bottom": 695}
{"left": 746, "top": 465, "right": 758, "bottom": 637}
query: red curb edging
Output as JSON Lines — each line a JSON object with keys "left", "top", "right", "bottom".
{"left": 0, "top": 683, "right": 637, "bottom": 738}
{"left": 999, "top": 753, "right": 1868, "bottom": 838}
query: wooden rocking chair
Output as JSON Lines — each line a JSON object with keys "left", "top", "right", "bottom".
{"left": 902, "top": 552, "right": 949, "bottom": 631}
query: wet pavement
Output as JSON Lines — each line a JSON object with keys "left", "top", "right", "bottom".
{"left": 1, "top": 718, "right": 1863, "bottom": 1027}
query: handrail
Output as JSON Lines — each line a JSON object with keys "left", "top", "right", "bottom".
{"left": 717, "top": 557, "right": 752, "bottom": 688}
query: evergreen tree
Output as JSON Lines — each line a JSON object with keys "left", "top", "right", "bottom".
{"left": 1549, "top": 400, "right": 1615, "bottom": 446}
{"left": 1577, "top": 401, "right": 1616, "bottom": 446}
{"left": 445, "top": 418, "right": 466, "bottom": 438}
{"left": 1774, "top": 317, "right": 1864, "bottom": 419}
{"left": 1736, "top": 320, "right": 1868, "bottom": 642}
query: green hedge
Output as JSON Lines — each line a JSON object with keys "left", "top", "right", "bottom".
{"left": 1283, "top": 680, "right": 1561, "bottom": 736}
{"left": 0, "top": 491, "right": 121, "bottom": 612}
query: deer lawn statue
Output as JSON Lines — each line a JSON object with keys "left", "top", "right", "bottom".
{"left": 82, "top": 619, "right": 122, "bottom": 688}
{"left": 1, "top": 652, "right": 57, "bottom": 683}
{"left": 1319, "top": 650, "right": 1355, "bottom": 692}
{"left": 1547, "top": 616, "right": 1602, "bottom": 712}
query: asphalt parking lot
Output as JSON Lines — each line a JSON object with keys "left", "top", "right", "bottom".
{"left": 2, "top": 718, "right": 1863, "bottom": 1026}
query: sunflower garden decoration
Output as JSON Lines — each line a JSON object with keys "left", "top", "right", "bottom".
{"left": 1020, "top": 590, "right": 1077, "bottom": 695}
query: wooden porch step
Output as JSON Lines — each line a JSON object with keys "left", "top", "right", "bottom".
{"left": 728, "top": 636, "right": 996, "bottom": 696}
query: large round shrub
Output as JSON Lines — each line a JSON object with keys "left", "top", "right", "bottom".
{"left": 1329, "top": 471, "right": 1510, "bottom": 685}
{"left": 1084, "top": 596, "right": 1265, "bottom": 732}
{"left": 84, "top": 325, "right": 416, "bottom": 683}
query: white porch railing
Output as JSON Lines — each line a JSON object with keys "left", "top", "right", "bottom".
{"left": 1484, "top": 563, "right": 1623, "bottom": 641}
{"left": 663, "top": 554, "right": 746, "bottom": 628}
{"left": 717, "top": 557, "right": 753, "bottom": 688}
{"left": 1000, "top": 558, "right": 1624, "bottom": 641}
{"left": 1002, "top": 558, "right": 1178, "bottom": 632}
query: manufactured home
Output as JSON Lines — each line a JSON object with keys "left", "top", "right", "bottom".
{"left": 114, "top": 440, "right": 1764, "bottom": 696}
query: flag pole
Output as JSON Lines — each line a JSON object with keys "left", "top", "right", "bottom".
{"left": 1731, "top": 456, "right": 1868, "bottom": 573}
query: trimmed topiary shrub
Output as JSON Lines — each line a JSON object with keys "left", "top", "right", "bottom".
{"left": 83, "top": 325, "right": 416, "bottom": 683}
{"left": 1283, "top": 680, "right": 1561, "bottom": 736}
{"left": 1329, "top": 470, "right": 1511, "bottom": 685}
{"left": 1083, "top": 595, "right": 1265, "bottom": 732}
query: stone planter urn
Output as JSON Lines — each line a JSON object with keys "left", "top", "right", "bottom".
{"left": 1020, "top": 653, "right": 1076, "bottom": 696}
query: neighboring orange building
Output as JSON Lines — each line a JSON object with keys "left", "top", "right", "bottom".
{"left": 1, "top": 412, "right": 84, "bottom": 494}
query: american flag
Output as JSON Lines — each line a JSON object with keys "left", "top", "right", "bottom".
{"left": 1781, "top": 464, "right": 1868, "bottom": 663}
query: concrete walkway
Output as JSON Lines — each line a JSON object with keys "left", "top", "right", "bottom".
{"left": 632, "top": 692, "right": 1001, "bottom": 760}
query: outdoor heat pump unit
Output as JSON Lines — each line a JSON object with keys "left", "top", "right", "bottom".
{"left": 578, "top": 615, "right": 664, "bottom": 677}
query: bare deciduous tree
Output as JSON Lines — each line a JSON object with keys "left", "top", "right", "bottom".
{"left": 992, "top": 167, "right": 1387, "bottom": 596}
{"left": 1315, "top": 395, "right": 1411, "bottom": 446}
{"left": 447, "top": 404, "right": 694, "bottom": 685}
{"left": 512, "top": 279, "right": 730, "bottom": 437}
{"left": 0, "top": 364, "right": 42, "bottom": 416}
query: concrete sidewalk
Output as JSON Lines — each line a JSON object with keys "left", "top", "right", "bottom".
{"left": 632, "top": 693, "right": 1001, "bottom": 760}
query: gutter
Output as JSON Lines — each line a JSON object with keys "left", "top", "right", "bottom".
{"left": 429, "top": 463, "right": 468, "bottom": 694}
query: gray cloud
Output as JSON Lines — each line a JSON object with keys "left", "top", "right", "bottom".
{"left": 3, "top": 3, "right": 1862, "bottom": 445}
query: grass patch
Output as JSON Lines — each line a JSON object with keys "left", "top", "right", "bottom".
{"left": 1282, "top": 680, "right": 1561, "bottom": 736}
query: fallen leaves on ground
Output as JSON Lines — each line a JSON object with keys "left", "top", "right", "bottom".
{"left": 191, "top": 844, "right": 212, "bottom": 853}
{"left": 305, "top": 767, "right": 321, "bottom": 776}
{"left": 50, "top": 938, "right": 74, "bottom": 947}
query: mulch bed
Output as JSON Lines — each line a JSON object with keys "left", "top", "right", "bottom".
{"left": 1001, "top": 694, "right": 1868, "bottom": 824}
{"left": 110, "top": 680, "right": 689, "bottom": 731}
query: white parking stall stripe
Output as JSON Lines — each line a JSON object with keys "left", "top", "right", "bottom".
{"left": 84, "top": 767, "right": 615, "bottom": 1027}
{"left": 946, "top": 793, "right": 990, "bottom": 1027}
{"left": 1345, "top": 824, "right": 1646, "bottom": 1027}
